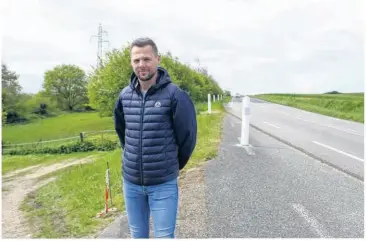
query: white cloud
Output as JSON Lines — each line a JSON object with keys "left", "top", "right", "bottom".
{"left": 2, "top": 0, "right": 364, "bottom": 95}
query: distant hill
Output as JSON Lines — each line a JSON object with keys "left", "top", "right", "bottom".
{"left": 324, "top": 91, "right": 341, "bottom": 94}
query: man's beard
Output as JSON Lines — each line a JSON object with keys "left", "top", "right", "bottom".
{"left": 139, "top": 70, "right": 157, "bottom": 82}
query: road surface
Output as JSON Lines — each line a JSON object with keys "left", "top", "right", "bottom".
{"left": 227, "top": 98, "right": 364, "bottom": 180}
{"left": 204, "top": 114, "right": 364, "bottom": 238}
{"left": 98, "top": 113, "right": 364, "bottom": 238}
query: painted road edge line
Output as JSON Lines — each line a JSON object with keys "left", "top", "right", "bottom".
{"left": 263, "top": 121, "right": 280, "bottom": 129}
{"left": 313, "top": 141, "right": 364, "bottom": 162}
{"left": 294, "top": 116, "right": 362, "bottom": 136}
{"left": 292, "top": 203, "right": 332, "bottom": 238}
{"left": 225, "top": 108, "right": 364, "bottom": 181}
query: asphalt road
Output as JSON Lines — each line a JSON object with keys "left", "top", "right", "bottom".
{"left": 98, "top": 112, "right": 364, "bottom": 238}
{"left": 205, "top": 114, "right": 364, "bottom": 238}
{"left": 227, "top": 98, "right": 364, "bottom": 180}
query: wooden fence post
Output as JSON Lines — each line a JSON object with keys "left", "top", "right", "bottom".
{"left": 80, "top": 132, "right": 84, "bottom": 142}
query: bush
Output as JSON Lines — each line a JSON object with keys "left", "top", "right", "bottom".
{"left": 6, "top": 111, "right": 28, "bottom": 124}
{"left": 3, "top": 139, "right": 118, "bottom": 155}
{"left": 2, "top": 111, "right": 7, "bottom": 125}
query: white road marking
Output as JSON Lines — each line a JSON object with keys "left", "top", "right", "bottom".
{"left": 274, "top": 106, "right": 362, "bottom": 136}
{"left": 280, "top": 111, "right": 291, "bottom": 116}
{"left": 254, "top": 103, "right": 362, "bottom": 135}
{"left": 263, "top": 121, "right": 280, "bottom": 129}
{"left": 313, "top": 141, "right": 364, "bottom": 162}
{"left": 346, "top": 128, "right": 357, "bottom": 132}
{"left": 318, "top": 123, "right": 362, "bottom": 136}
{"left": 295, "top": 116, "right": 317, "bottom": 124}
{"left": 294, "top": 117, "right": 362, "bottom": 136}
{"left": 292, "top": 203, "right": 332, "bottom": 238}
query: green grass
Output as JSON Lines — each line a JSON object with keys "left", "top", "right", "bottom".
{"left": 2, "top": 112, "right": 114, "bottom": 144}
{"left": 3, "top": 99, "right": 230, "bottom": 145}
{"left": 254, "top": 93, "right": 364, "bottom": 123}
{"left": 183, "top": 103, "right": 225, "bottom": 170}
{"left": 21, "top": 150, "right": 123, "bottom": 238}
{"left": 19, "top": 103, "right": 226, "bottom": 238}
{"left": 2, "top": 152, "right": 101, "bottom": 175}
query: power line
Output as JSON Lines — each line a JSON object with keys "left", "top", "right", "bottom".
{"left": 90, "top": 23, "right": 110, "bottom": 68}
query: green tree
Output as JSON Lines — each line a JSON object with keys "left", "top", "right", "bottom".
{"left": 2, "top": 64, "right": 22, "bottom": 111}
{"left": 88, "top": 46, "right": 132, "bottom": 116}
{"left": 2, "top": 63, "right": 26, "bottom": 124}
{"left": 43, "top": 64, "right": 88, "bottom": 111}
{"left": 87, "top": 45, "right": 225, "bottom": 116}
{"left": 224, "top": 90, "right": 231, "bottom": 96}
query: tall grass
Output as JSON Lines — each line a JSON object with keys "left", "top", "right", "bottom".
{"left": 254, "top": 93, "right": 364, "bottom": 123}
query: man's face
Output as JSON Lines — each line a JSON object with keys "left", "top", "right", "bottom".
{"left": 130, "top": 45, "right": 160, "bottom": 81}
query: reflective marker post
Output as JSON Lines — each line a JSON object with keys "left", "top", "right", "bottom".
{"left": 208, "top": 94, "right": 212, "bottom": 114}
{"left": 240, "top": 96, "right": 250, "bottom": 146}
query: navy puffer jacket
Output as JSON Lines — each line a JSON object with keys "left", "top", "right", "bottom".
{"left": 114, "top": 67, "right": 197, "bottom": 186}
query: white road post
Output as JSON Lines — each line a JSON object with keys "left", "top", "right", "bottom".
{"left": 228, "top": 96, "right": 233, "bottom": 108}
{"left": 208, "top": 93, "right": 212, "bottom": 114}
{"left": 213, "top": 95, "right": 216, "bottom": 102}
{"left": 240, "top": 96, "right": 250, "bottom": 146}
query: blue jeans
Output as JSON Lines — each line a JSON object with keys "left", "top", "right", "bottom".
{"left": 123, "top": 178, "right": 179, "bottom": 238}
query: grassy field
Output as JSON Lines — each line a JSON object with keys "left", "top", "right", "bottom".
{"left": 2, "top": 100, "right": 228, "bottom": 145}
{"left": 2, "top": 112, "right": 114, "bottom": 144}
{"left": 254, "top": 93, "right": 364, "bottom": 123}
{"left": 16, "top": 102, "right": 225, "bottom": 238}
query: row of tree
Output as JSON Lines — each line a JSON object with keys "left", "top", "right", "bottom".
{"left": 2, "top": 44, "right": 229, "bottom": 125}
{"left": 2, "top": 63, "right": 89, "bottom": 124}
{"left": 88, "top": 45, "right": 225, "bottom": 116}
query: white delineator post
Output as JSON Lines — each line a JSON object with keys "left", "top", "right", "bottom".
{"left": 208, "top": 93, "right": 212, "bottom": 114}
{"left": 240, "top": 96, "right": 250, "bottom": 146}
{"left": 213, "top": 95, "right": 216, "bottom": 102}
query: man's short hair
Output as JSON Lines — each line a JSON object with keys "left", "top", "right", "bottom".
{"left": 130, "top": 37, "right": 159, "bottom": 56}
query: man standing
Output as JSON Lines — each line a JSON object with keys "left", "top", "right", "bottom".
{"left": 113, "top": 37, "right": 197, "bottom": 238}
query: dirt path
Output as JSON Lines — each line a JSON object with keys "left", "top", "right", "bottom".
{"left": 1, "top": 156, "right": 95, "bottom": 238}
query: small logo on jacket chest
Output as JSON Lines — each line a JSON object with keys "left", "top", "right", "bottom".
{"left": 154, "top": 101, "right": 161, "bottom": 107}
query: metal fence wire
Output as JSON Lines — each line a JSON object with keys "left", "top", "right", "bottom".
{"left": 2, "top": 130, "right": 120, "bottom": 152}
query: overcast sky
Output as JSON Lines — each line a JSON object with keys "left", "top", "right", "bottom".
{"left": 2, "top": 0, "right": 364, "bottom": 95}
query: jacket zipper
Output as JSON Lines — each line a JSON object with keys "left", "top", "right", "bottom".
{"left": 140, "top": 91, "right": 146, "bottom": 186}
